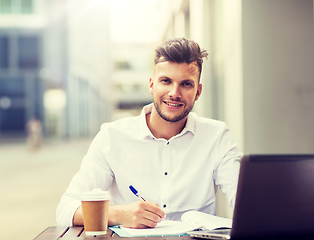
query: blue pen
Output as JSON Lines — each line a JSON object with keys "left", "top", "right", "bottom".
{"left": 129, "top": 185, "right": 147, "bottom": 202}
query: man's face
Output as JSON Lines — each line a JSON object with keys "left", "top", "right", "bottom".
{"left": 149, "top": 61, "right": 202, "bottom": 123}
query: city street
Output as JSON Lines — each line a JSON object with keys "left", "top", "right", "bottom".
{"left": 0, "top": 138, "right": 92, "bottom": 240}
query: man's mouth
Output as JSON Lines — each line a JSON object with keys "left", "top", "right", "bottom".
{"left": 164, "top": 101, "right": 183, "bottom": 107}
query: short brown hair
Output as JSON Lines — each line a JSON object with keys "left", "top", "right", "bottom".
{"left": 154, "top": 38, "right": 208, "bottom": 79}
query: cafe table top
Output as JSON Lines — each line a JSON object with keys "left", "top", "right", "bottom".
{"left": 33, "top": 226, "right": 194, "bottom": 240}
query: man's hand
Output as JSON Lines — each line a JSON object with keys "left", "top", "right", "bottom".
{"left": 109, "top": 201, "right": 165, "bottom": 229}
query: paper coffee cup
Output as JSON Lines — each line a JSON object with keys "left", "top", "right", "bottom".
{"left": 81, "top": 188, "right": 110, "bottom": 236}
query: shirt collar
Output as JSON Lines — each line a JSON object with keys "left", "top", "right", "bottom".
{"left": 139, "top": 103, "right": 196, "bottom": 139}
{"left": 183, "top": 112, "right": 196, "bottom": 135}
{"left": 139, "top": 103, "right": 154, "bottom": 139}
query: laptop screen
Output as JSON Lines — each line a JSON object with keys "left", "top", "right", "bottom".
{"left": 231, "top": 154, "right": 314, "bottom": 239}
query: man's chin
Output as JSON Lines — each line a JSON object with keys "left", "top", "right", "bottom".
{"left": 160, "top": 112, "right": 187, "bottom": 123}
{"left": 154, "top": 101, "right": 191, "bottom": 123}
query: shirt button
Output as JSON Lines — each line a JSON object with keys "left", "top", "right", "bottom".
{"left": 163, "top": 204, "right": 166, "bottom": 208}
{"left": 167, "top": 142, "right": 169, "bottom": 145}
{"left": 164, "top": 172, "right": 168, "bottom": 175}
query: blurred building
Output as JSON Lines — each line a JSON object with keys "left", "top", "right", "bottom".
{"left": 0, "top": 0, "right": 45, "bottom": 138}
{"left": 65, "top": 0, "right": 112, "bottom": 139}
{"left": 111, "top": 42, "right": 154, "bottom": 120}
{"left": 0, "top": 0, "right": 112, "bottom": 140}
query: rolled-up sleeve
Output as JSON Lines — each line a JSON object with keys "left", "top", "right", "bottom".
{"left": 213, "top": 124, "right": 242, "bottom": 208}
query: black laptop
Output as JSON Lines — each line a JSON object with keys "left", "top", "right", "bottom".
{"left": 189, "top": 154, "right": 314, "bottom": 239}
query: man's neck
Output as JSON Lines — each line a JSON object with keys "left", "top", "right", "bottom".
{"left": 146, "top": 109, "right": 187, "bottom": 141}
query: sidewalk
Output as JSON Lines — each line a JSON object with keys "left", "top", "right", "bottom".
{"left": 0, "top": 138, "right": 92, "bottom": 240}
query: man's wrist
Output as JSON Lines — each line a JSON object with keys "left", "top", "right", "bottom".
{"left": 108, "top": 205, "right": 123, "bottom": 226}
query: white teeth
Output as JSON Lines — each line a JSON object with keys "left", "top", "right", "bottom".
{"left": 167, "top": 102, "right": 180, "bottom": 106}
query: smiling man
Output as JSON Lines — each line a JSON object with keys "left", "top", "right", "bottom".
{"left": 56, "top": 38, "right": 242, "bottom": 229}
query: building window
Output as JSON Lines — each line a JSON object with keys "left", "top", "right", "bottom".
{"left": 0, "top": 0, "right": 12, "bottom": 13}
{"left": 0, "top": 77, "right": 25, "bottom": 97}
{"left": 21, "top": 0, "right": 32, "bottom": 14}
{"left": 0, "top": 108, "right": 26, "bottom": 131}
{"left": 0, "top": 0, "right": 33, "bottom": 14}
{"left": 0, "top": 36, "right": 9, "bottom": 68}
{"left": 18, "top": 36, "right": 39, "bottom": 69}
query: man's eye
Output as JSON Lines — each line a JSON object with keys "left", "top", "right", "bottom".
{"left": 161, "top": 79, "right": 170, "bottom": 83}
{"left": 183, "top": 82, "right": 192, "bottom": 87}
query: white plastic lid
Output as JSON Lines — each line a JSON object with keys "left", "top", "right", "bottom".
{"left": 80, "top": 188, "right": 111, "bottom": 201}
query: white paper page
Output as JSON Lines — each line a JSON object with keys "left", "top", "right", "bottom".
{"left": 120, "top": 220, "right": 203, "bottom": 236}
{"left": 181, "top": 211, "right": 232, "bottom": 230}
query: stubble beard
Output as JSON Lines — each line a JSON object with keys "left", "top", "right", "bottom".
{"left": 153, "top": 98, "right": 194, "bottom": 123}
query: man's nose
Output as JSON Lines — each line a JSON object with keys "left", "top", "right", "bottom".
{"left": 168, "top": 84, "right": 181, "bottom": 99}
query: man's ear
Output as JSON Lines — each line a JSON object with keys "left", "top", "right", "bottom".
{"left": 195, "top": 83, "right": 202, "bottom": 101}
{"left": 149, "top": 77, "right": 154, "bottom": 95}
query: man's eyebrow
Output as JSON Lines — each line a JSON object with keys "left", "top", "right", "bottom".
{"left": 181, "top": 79, "right": 196, "bottom": 83}
{"left": 159, "top": 76, "right": 171, "bottom": 80}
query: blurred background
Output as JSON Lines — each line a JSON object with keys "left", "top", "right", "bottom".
{"left": 0, "top": 0, "right": 313, "bottom": 239}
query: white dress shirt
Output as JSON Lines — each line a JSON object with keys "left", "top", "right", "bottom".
{"left": 56, "top": 104, "right": 242, "bottom": 226}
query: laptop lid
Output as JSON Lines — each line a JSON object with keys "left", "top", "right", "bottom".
{"left": 231, "top": 154, "right": 314, "bottom": 239}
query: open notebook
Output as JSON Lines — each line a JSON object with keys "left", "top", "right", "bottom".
{"left": 109, "top": 210, "right": 232, "bottom": 237}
